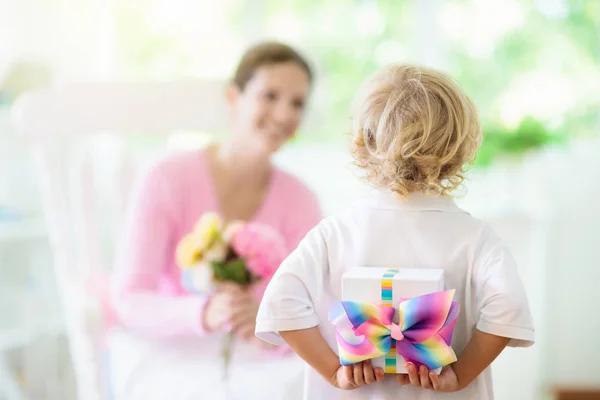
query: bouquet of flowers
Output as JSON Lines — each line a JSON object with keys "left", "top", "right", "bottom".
{"left": 175, "top": 212, "right": 287, "bottom": 378}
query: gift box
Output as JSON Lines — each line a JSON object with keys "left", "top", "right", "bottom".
{"left": 329, "top": 267, "right": 458, "bottom": 374}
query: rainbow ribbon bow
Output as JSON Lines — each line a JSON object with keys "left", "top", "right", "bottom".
{"left": 328, "top": 290, "right": 459, "bottom": 371}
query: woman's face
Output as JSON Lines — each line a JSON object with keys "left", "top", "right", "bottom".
{"left": 229, "top": 61, "right": 311, "bottom": 155}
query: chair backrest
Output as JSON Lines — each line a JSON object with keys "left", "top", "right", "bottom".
{"left": 12, "top": 80, "right": 229, "bottom": 400}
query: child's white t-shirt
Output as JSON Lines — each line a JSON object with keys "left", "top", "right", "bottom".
{"left": 256, "top": 190, "right": 535, "bottom": 400}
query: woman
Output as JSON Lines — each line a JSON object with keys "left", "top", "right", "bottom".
{"left": 109, "top": 42, "right": 322, "bottom": 400}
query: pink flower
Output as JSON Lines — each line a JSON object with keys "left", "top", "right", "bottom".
{"left": 230, "top": 222, "right": 288, "bottom": 279}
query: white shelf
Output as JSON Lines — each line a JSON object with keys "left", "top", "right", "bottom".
{"left": 0, "top": 219, "right": 47, "bottom": 242}
{"left": 0, "top": 110, "right": 12, "bottom": 132}
{"left": 0, "top": 287, "right": 65, "bottom": 352}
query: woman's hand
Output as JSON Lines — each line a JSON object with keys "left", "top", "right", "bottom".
{"left": 203, "top": 283, "right": 276, "bottom": 349}
{"left": 203, "top": 283, "right": 248, "bottom": 332}
{"left": 228, "top": 287, "right": 278, "bottom": 349}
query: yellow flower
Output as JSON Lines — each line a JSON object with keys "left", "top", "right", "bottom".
{"left": 204, "top": 240, "right": 228, "bottom": 262}
{"left": 193, "top": 212, "right": 223, "bottom": 248}
{"left": 176, "top": 212, "right": 224, "bottom": 268}
{"left": 175, "top": 234, "right": 202, "bottom": 268}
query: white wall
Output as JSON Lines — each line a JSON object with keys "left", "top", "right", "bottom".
{"left": 0, "top": 0, "right": 116, "bottom": 82}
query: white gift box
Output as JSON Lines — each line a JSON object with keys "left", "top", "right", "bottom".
{"left": 341, "top": 267, "right": 444, "bottom": 374}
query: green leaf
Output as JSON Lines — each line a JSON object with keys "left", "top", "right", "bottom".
{"left": 211, "top": 261, "right": 229, "bottom": 282}
{"left": 211, "top": 258, "right": 252, "bottom": 285}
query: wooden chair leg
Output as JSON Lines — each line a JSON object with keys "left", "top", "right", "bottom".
{"left": 553, "top": 387, "right": 600, "bottom": 400}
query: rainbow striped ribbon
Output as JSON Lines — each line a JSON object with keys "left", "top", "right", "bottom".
{"left": 329, "top": 272, "right": 459, "bottom": 372}
{"left": 381, "top": 268, "right": 400, "bottom": 373}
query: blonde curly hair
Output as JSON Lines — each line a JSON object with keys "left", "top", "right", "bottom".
{"left": 351, "top": 64, "right": 482, "bottom": 198}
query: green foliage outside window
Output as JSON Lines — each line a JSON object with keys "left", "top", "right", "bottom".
{"left": 115, "top": 0, "right": 600, "bottom": 167}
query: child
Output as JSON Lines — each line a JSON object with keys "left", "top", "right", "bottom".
{"left": 255, "top": 64, "right": 534, "bottom": 400}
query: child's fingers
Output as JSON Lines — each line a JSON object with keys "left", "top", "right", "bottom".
{"left": 353, "top": 362, "right": 365, "bottom": 385}
{"left": 362, "top": 360, "right": 376, "bottom": 384}
{"left": 343, "top": 366, "right": 354, "bottom": 386}
{"left": 374, "top": 367, "right": 385, "bottom": 382}
{"left": 429, "top": 371, "right": 440, "bottom": 391}
{"left": 406, "top": 363, "right": 420, "bottom": 386}
{"left": 419, "top": 365, "right": 432, "bottom": 389}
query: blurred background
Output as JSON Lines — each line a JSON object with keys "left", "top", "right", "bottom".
{"left": 1, "top": 0, "right": 599, "bottom": 399}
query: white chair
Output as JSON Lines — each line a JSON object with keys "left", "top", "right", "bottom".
{"left": 12, "top": 81, "right": 229, "bottom": 400}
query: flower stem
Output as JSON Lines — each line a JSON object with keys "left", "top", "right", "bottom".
{"left": 222, "top": 331, "right": 234, "bottom": 381}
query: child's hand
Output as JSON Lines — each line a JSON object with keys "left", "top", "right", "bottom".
{"left": 331, "top": 360, "right": 385, "bottom": 390}
{"left": 396, "top": 363, "right": 460, "bottom": 392}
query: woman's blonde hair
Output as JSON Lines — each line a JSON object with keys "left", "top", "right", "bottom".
{"left": 351, "top": 64, "right": 482, "bottom": 198}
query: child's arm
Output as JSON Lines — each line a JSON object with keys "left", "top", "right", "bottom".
{"left": 452, "top": 329, "right": 510, "bottom": 389}
{"left": 280, "top": 327, "right": 385, "bottom": 390}
{"left": 399, "top": 228, "right": 535, "bottom": 392}
{"left": 398, "top": 329, "right": 509, "bottom": 391}
{"left": 255, "top": 224, "right": 385, "bottom": 390}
